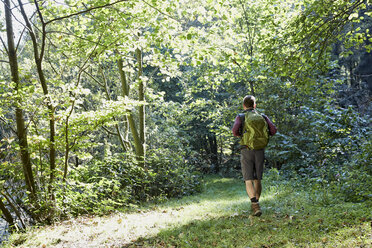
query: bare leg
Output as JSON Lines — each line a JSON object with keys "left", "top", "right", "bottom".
{"left": 254, "top": 180, "right": 262, "bottom": 200}
{"left": 246, "top": 179, "right": 262, "bottom": 216}
{"left": 245, "top": 180, "right": 256, "bottom": 199}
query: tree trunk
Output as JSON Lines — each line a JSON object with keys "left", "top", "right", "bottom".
{"left": 0, "top": 198, "right": 14, "bottom": 229}
{"left": 239, "top": 0, "right": 256, "bottom": 96}
{"left": 207, "top": 134, "right": 219, "bottom": 173}
{"left": 1, "top": 191, "right": 25, "bottom": 229}
{"left": 4, "top": 0, "right": 37, "bottom": 200}
{"left": 63, "top": 107, "right": 73, "bottom": 181}
{"left": 136, "top": 48, "right": 146, "bottom": 163}
{"left": 117, "top": 57, "right": 144, "bottom": 162}
{"left": 99, "top": 67, "right": 130, "bottom": 152}
{"left": 18, "top": 0, "right": 56, "bottom": 200}
{"left": 249, "top": 81, "right": 255, "bottom": 95}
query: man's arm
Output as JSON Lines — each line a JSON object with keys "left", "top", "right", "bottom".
{"left": 262, "top": 114, "right": 277, "bottom": 136}
{"left": 232, "top": 115, "right": 242, "bottom": 137}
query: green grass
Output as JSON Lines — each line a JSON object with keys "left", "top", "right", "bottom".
{"left": 4, "top": 172, "right": 372, "bottom": 248}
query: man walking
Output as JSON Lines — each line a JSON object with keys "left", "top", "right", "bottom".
{"left": 232, "top": 95, "right": 276, "bottom": 216}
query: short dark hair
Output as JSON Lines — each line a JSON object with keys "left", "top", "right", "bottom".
{"left": 243, "top": 95, "right": 256, "bottom": 108}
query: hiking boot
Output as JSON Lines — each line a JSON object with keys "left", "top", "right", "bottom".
{"left": 251, "top": 202, "right": 262, "bottom": 217}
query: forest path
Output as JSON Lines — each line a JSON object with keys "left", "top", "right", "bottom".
{"left": 5, "top": 174, "right": 371, "bottom": 247}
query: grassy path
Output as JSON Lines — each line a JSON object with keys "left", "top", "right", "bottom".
{"left": 5, "top": 174, "right": 371, "bottom": 248}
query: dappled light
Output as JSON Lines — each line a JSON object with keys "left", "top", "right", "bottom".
{"left": 10, "top": 176, "right": 368, "bottom": 247}
{"left": 0, "top": 0, "right": 371, "bottom": 247}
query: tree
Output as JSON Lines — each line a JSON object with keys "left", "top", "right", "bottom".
{"left": 0, "top": 0, "right": 370, "bottom": 229}
{"left": 3, "top": 0, "right": 37, "bottom": 203}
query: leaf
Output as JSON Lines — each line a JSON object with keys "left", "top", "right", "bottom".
{"left": 348, "top": 12, "right": 358, "bottom": 20}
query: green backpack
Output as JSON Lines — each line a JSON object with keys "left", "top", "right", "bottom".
{"left": 240, "top": 110, "right": 269, "bottom": 150}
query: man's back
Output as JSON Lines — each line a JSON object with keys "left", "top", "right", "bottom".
{"left": 240, "top": 110, "right": 269, "bottom": 150}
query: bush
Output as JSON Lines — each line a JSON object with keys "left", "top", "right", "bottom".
{"left": 274, "top": 104, "right": 371, "bottom": 203}
{"left": 55, "top": 151, "right": 202, "bottom": 216}
{"left": 335, "top": 140, "right": 372, "bottom": 202}
{"left": 145, "top": 151, "right": 203, "bottom": 199}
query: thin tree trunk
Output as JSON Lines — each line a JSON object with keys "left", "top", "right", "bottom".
{"left": 219, "top": 134, "right": 223, "bottom": 167}
{"left": 118, "top": 58, "right": 129, "bottom": 96}
{"left": 63, "top": 105, "right": 73, "bottom": 181}
{"left": 48, "top": 115, "right": 56, "bottom": 200}
{"left": 249, "top": 81, "right": 255, "bottom": 95}
{"left": 136, "top": 48, "right": 146, "bottom": 164}
{"left": 4, "top": 0, "right": 37, "bottom": 200}
{"left": 18, "top": 0, "right": 56, "bottom": 200}
{"left": 117, "top": 57, "right": 144, "bottom": 161}
{"left": 1, "top": 191, "right": 25, "bottom": 229}
{"left": 239, "top": 0, "right": 256, "bottom": 96}
{"left": 85, "top": 67, "right": 131, "bottom": 153}
{"left": 0, "top": 198, "right": 14, "bottom": 229}
{"left": 117, "top": 57, "right": 129, "bottom": 149}
{"left": 207, "top": 134, "right": 219, "bottom": 173}
{"left": 101, "top": 67, "right": 130, "bottom": 152}
{"left": 119, "top": 66, "right": 130, "bottom": 143}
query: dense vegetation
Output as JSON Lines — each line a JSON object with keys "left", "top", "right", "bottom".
{"left": 0, "top": 0, "right": 371, "bottom": 239}
{"left": 4, "top": 175, "right": 371, "bottom": 247}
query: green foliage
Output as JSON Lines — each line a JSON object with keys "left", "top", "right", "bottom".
{"left": 145, "top": 150, "right": 203, "bottom": 199}
{"left": 276, "top": 104, "right": 371, "bottom": 203}
{"left": 137, "top": 174, "right": 371, "bottom": 248}
{"left": 55, "top": 152, "right": 202, "bottom": 216}
{"left": 0, "top": 0, "right": 371, "bottom": 232}
{"left": 3, "top": 172, "right": 372, "bottom": 247}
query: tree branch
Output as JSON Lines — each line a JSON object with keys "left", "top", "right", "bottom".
{"left": 0, "top": 36, "right": 9, "bottom": 55}
{"left": 45, "top": 0, "right": 129, "bottom": 25}
{"left": 141, "top": 0, "right": 180, "bottom": 22}
{"left": 83, "top": 70, "right": 105, "bottom": 88}
{"left": 299, "top": 0, "right": 364, "bottom": 47}
{"left": 101, "top": 125, "right": 119, "bottom": 136}
{"left": 0, "top": 191, "right": 25, "bottom": 229}
{"left": 63, "top": 65, "right": 86, "bottom": 181}
{"left": 47, "top": 30, "right": 108, "bottom": 48}
{"left": 15, "top": 9, "right": 37, "bottom": 54}
{"left": 4, "top": 0, "right": 29, "bottom": 31}
{"left": 0, "top": 117, "right": 17, "bottom": 135}
{"left": 148, "top": 67, "right": 159, "bottom": 81}
{"left": 33, "top": 0, "right": 46, "bottom": 61}
{"left": 15, "top": 26, "right": 27, "bottom": 53}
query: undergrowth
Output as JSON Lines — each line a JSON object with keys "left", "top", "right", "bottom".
{"left": 3, "top": 170, "right": 371, "bottom": 248}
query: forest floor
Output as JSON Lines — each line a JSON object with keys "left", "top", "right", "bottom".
{"left": 3, "top": 173, "right": 372, "bottom": 248}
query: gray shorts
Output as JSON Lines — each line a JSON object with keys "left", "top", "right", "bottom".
{"left": 240, "top": 148, "right": 264, "bottom": 180}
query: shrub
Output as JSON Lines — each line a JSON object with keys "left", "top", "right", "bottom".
{"left": 55, "top": 150, "right": 202, "bottom": 216}
{"left": 277, "top": 105, "right": 371, "bottom": 203}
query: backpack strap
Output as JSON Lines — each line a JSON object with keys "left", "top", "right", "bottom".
{"left": 238, "top": 113, "right": 245, "bottom": 122}
{"left": 238, "top": 113, "right": 245, "bottom": 136}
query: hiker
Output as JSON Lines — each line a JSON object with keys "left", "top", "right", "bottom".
{"left": 232, "top": 95, "right": 276, "bottom": 216}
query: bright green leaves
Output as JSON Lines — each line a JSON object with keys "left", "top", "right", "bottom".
{"left": 349, "top": 12, "right": 359, "bottom": 20}
{"left": 262, "top": 0, "right": 369, "bottom": 82}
